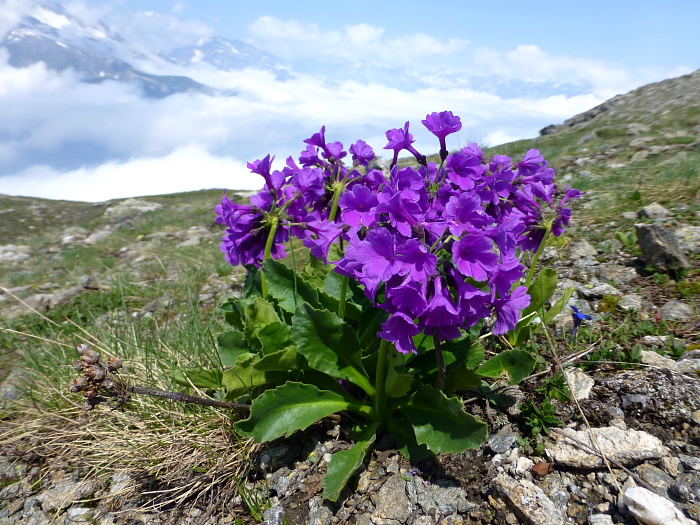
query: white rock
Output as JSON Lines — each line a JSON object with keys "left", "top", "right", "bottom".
{"left": 588, "top": 514, "right": 614, "bottom": 525}
{"left": 493, "top": 474, "right": 565, "bottom": 525}
{"left": 564, "top": 368, "right": 595, "bottom": 400}
{"left": 622, "top": 486, "right": 697, "bottom": 525}
{"left": 547, "top": 427, "right": 668, "bottom": 468}
{"left": 641, "top": 350, "right": 677, "bottom": 370}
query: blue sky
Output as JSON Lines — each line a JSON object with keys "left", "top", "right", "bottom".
{"left": 0, "top": 0, "right": 698, "bottom": 201}
{"left": 99, "top": 0, "right": 700, "bottom": 70}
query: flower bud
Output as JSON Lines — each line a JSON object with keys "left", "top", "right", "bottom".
{"left": 68, "top": 377, "right": 88, "bottom": 392}
{"left": 76, "top": 343, "right": 90, "bottom": 356}
{"left": 72, "top": 359, "right": 84, "bottom": 372}
{"left": 107, "top": 357, "right": 123, "bottom": 371}
{"left": 85, "top": 365, "right": 105, "bottom": 381}
{"left": 81, "top": 349, "right": 100, "bottom": 365}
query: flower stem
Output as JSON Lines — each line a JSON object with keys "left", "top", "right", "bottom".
{"left": 338, "top": 274, "right": 349, "bottom": 320}
{"left": 261, "top": 216, "right": 279, "bottom": 298}
{"left": 525, "top": 222, "right": 552, "bottom": 288}
{"left": 329, "top": 181, "right": 344, "bottom": 222}
{"left": 433, "top": 335, "right": 446, "bottom": 390}
{"left": 374, "top": 338, "right": 391, "bottom": 424}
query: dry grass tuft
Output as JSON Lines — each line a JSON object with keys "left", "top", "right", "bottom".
{"left": 0, "top": 396, "right": 259, "bottom": 517}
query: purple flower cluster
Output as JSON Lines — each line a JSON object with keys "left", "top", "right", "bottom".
{"left": 216, "top": 111, "right": 581, "bottom": 354}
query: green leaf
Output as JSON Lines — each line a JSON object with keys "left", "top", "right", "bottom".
{"left": 543, "top": 286, "right": 575, "bottom": 324}
{"left": 466, "top": 343, "right": 485, "bottom": 369}
{"left": 235, "top": 382, "right": 355, "bottom": 441}
{"left": 357, "top": 305, "right": 389, "bottom": 349}
{"left": 217, "top": 330, "right": 251, "bottom": 367}
{"left": 522, "top": 268, "right": 558, "bottom": 319}
{"left": 263, "top": 258, "right": 319, "bottom": 313}
{"left": 291, "top": 303, "right": 374, "bottom": 396}
{"left": 243, "top": 297, "right": 280, "bottom": 345}
{"left": 255, "top": 346, "right": 306, "bottom": 372}
{"left": 220, "top": 299, "right": 244, "bottom": 330}
{"left": 257, "top": 322, "right": 293, "bottom": 354}
{"left": 384, "top": 350, "right": 413, "bottom": 400}
{"left": 323, "top": 425, "right": 377, "bottom": 501}
{"left": 222, "top": 353, "right": 284, "bottom": 398}
{"left": 476, "top": 349, "right": 536, "bottom": 385}
{"left": 386, "top": 419, "right": 431, "bottom": 461}
{"left": 400, "top": 384, "right": 487, "bottom": 454}
{"left": 319, "top": 272, "right": 362, "bottom": 320}
{"left": 172, "top": 368, "right": 223, "bottom": 389}
{"left": 443, "top": 363, "right": 482, "bottom": 395}
{"left": 303, "top": 255, "right": 331, "bottom": 288}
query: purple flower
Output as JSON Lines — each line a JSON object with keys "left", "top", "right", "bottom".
{"left": 349, "top": 140, "right": 375, "bottom": 167}
{"left": 339, "top": 185, "right": 379, "bottom": 228}
{"left": 386, "top": 280, "right": 427, "bottom": 317}
{"left": 340, "top": 227, "right": 403, "bottom": 299}
{"left": 492, "top": 286, "right": 530, "bottom": 335}
{"left": 396, "top": 239, "right": 438, "bottom": 283}
{"left": 422, "top": 111, "right": 462, "bottom": 160}
{"left": 379, "top": 312, "right": 420, "bottom": 355}
{"left": 303, "top": 222, "right": 344, "bottom": 263}
{"left": 384, "top": 121, "right": 426, "bottom": 168}
{"left": 376, "top": 191, "right": 423, "bottom": 238}
{"left": 452, "top": 234, "right": 499, "bottom": 282}
{"left": 422, "top": 277, "right": 461, "bottom": 334}
{"left": 444, "top": 193, "right": 490, "bottom": 236}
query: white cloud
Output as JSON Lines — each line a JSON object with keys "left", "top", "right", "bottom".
{"left": 470, "top": 44, "right": 686, "bottom": 98}
{"left": 0, "top": 48, "right": 603, "bottom": 202}
{"left": 0, "top": 144, "right": 259, "bottom": 202}
{"left": 248, "top": 16, "right": 470, "bottom": 66}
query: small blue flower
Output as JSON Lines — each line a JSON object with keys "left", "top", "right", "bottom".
{"left": 570, "top": 305, "right": 593, "bottom": 337}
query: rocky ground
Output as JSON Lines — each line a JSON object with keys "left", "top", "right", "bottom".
{"left": 1, "top": 70, "right": 700, "bottom": 525}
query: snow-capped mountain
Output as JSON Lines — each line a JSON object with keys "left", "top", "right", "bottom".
{"left": 167, "top": 36, "right": 290, "bottom": 79}
{"left": 0, "top": 2, "right": 285, "bottom": 98}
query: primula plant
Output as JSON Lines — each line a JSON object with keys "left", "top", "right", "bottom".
{"left": 177, "top": 111, "right": 580, "bottom": 501}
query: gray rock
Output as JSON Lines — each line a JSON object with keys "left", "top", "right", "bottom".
{"left": 489, "top": 428, "right": 520, "bottom": 454}
{"left": 0, "top": 244, "right": 31, "bottom": 263}
{"left": 578, "top": 283, "right": 622, "bottom": 299}
{"left": 638, "top": 202, "right": 672, "bottom": 219}
{"left": 262, "top": 504, "right": 286, "bottom": 525}
{"left": 36, "top": 479, "right": 98, "bottom": 512}
{"left": 588, "top": 514, "right": 614, "bottom": 525}
{"left": 259, "top": 441, "right": 299, "bottom": 472}
{"left": 636, "top": 223, "right": 690, "bottom": 271}
{"left": 83, "top": 229, "right": 114, "bottom": 245}
{"left": 372, "top": 474, "right": 412, "bottom": 523}
{"left": 618, "top": 294, "right": 644, "bottom": 311}
{"left": 631, "top": 150, "right": 650, "bottom": 162}
{"left": 596, "top": 265, "right": 639, "bottom": 284}
{"left": 660, "top": 456, "right": 681, "bottom": 478}
{"left": 104, "top": 199, "right": 163, "bottom": 221}
{"left": 676, "top": 350, "right": 700, "bottom": 375}
{"left": 627, "top": 123, "right": 651, "bottom": 134}
{"left": 678, "top": 454, "right": 700, "bottom": 472}
{"left": 307, "top": 496, "right": 333, "bottom": 525}
{"left": 547, "top": 427, "right": 668, "bottom": 468}
{"left": 635, "top": 463, "right": 675, "bottom": 495}
{"left": 493, "top": 474, "right": 565, "bottom": 525}
{"left": 410, "top": 476, "right": 474, "bottom": 515}
{"left": 568, "top": 239, "right": 598, "bottom": 259}
{"left": 641, "top": 351, "right": 677, "bottom": 370}
{"left": 660, "top": 300, "right": 694, "bottom": 321}
{"left": 0, "top": 369, "right": 30, "bottom": 405}
{"left": 0, "top": 457, "right": 28, "bottom": 483}
{"left": 675, "top": 225, "right": 700, "bottom": 255}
